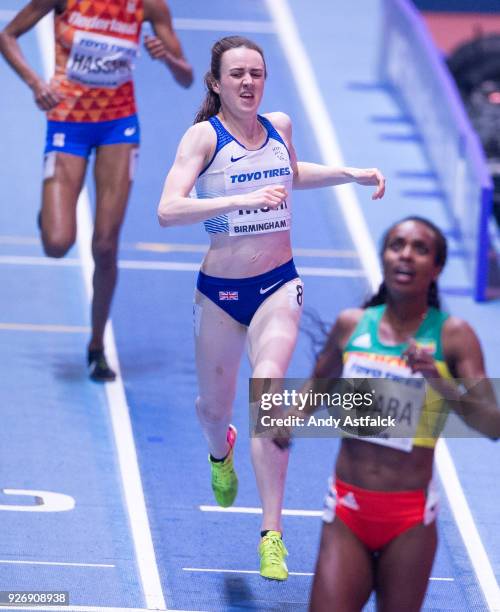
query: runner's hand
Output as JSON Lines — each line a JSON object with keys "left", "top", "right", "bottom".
{"left": 272, "top": 424, "right": 293, "bottom": 450}
{"left": 352, "top": 168, "right": 385, "bottom": 199}
{"left": 32, "top": 80, "right": 62, "bottom": 111}
{"left": 270, "top": 408, "right": 305, "bottom": 450}
{"left": 404, "top": 339, "right": 469, "bottom": 401}
{"left": 403, "top": 339, "right": 440, "bottom": 379}
{"left": 143, "top": 35, "right": 193, "bottom": 88}
{"left": 236, "top": 185, "right": 288, "bottom": 210}
{"left": 144, "top": 34, "right": 170, "bottom": 61}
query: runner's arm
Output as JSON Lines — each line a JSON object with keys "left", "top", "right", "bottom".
{"left": 441, "top": 318, "right": 500, "bottom": 439}
{"left": 0, "top": 0, "right": 62, "bottom": 109}
{"left": 265, "top": 112, "right": 385, "bottom": 199}
{"left": 407, "top": 317, "right": 500, "bottom": 439}
{"left": 295, "top": 163, "right": 385, "bottom": 199}
{"left": 143, "top": 0, "right": 193, "bottom": 88}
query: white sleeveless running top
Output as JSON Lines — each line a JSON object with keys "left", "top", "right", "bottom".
{"left": 195, "top": 115, "right": 293, "bottom": 235}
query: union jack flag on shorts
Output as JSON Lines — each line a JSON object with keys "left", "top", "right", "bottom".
{"left": 219, "top": 290, "right": 239, "bottom": 301}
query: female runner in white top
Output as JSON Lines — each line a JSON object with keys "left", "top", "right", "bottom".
{"left": 157, "top": 35, "right": 385, "bottom": 580}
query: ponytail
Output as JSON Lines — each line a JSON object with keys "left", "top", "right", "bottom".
{"left": 428, "top": 280, "right": 441, "bottom": 309}
{"left": 194, "top": 72, "right": 221, "bottom": 124}
{"left": 363, "top": 282, "right": 388, "bottom": 308}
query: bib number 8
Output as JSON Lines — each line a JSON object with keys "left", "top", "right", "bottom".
{"left": 296, "top": 284, "right": 303, "bottom": 306}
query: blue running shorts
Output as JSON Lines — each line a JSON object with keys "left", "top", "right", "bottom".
{"left": 44, "top": 114, "right": 140, "bottom": 158}
{"left": 197, "top": 259, "right": 301, "bottom": 326}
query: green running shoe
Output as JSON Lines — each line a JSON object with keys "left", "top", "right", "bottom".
{"left": 259, "top": 531, "right": 289, "bottom": 581}
{"left": 209, "top": 425, "right": 238, "bottom": 507}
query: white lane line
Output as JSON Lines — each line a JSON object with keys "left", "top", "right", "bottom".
{"left": 436, "top": 442, "right": 500, "bottom": 608}
{"left": 298, "top": 265, "right": 364, "bottom": 278}
{"left": 133, "top": 241, "right": 358, "bottom": 258}
{"left": 36, "top": 14, "right": 165, "bottom": 611}
{"left": 266, "top": 0, "right": 382, "bottom": 292}
{"left": 0, "top": 236, "right": 40, "bottom": 245}
{"left": 184, "top": 567, "right": 312, "bottom": 577}
{"left": 119, "top": 260, "right": 198, "bottom": 272}
{"left": 0, "top": 255, "right": 364, "bottom": 277}
{"left": 172, "top": 18, "right": 274, "bottom": 34}
{"left": 0, "top": 323, "right": 90, "bottom": 333}
{"left": 267, "top": 1, "right": 500, "bottom": 608}
{"left": 0, "top": 236, "right": 359, "bottom": 259}
{"left": 199, "top": 505, "right": 322, "bottom": 517}
{"left": 134, "top": 242, "right": 207, "bottom": 253}
{"left": 0, "top": 559, "right": 114, "bottom": 568}
{"left": 0, "top": 254, "right": 198, "bottom": 271}
{"left": 0, "top": 255, "right": 79, "bottom": 266}
{"left": 290, "top": 247, "right": 358, "bottom": 258}
{"left": 182, "top": 568, "right": 453, "bottom": 581}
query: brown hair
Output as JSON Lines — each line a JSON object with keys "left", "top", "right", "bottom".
{"left": 194, "top": 36, "right": 267, "bottom": 124}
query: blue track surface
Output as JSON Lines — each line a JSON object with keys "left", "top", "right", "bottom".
{"left": 1, "top": 1, "right": 499, "bottom": 610}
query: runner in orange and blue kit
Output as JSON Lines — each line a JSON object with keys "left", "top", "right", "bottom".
{"left": 0, "top": 0, "right": 192, "bottom": 380}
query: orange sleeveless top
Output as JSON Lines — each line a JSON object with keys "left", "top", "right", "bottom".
{"left": 48, "top": 0, "right": 143, "bottom": 122}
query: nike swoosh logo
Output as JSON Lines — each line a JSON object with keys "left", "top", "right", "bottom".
{"left": 259, "top": 279, "right": 283, "bottom": 295}
{"left": 231, "top": 154, "right": 247, "bottom": 163}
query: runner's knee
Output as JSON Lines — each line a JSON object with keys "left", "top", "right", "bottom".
{"left": 42, "top": 234, "right": 74, "bottom": 258}
{"left": 92, "top": 236, "right": 117, "bottom": 269}
{"left": 253, "top": 361, "right": 285, "bottom": 380}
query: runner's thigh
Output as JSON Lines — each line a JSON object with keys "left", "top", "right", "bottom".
{"left": 93, "top": 143, "right": 136, "bottom": 237}
{"left": 194, "top": 289, "right": 247, "bottom": 406}
{"left": 247, "top": 277, "right": 304, "bottom": 376}
{"left": 42, "top": 152, "right": 88, "bottom": 248}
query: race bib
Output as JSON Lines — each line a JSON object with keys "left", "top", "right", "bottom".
{"left": 224, "top": 163, "right": 292, "bottom": 236}
{"left": 67, "top": 31, "right": 137, "bottom": 88}
{"left": 342, "top": 354, "right": 426, "bottom": 452}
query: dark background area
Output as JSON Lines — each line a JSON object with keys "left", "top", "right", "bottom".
{"left": 413, "top": 0, "right": 500, "bottom": 12}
